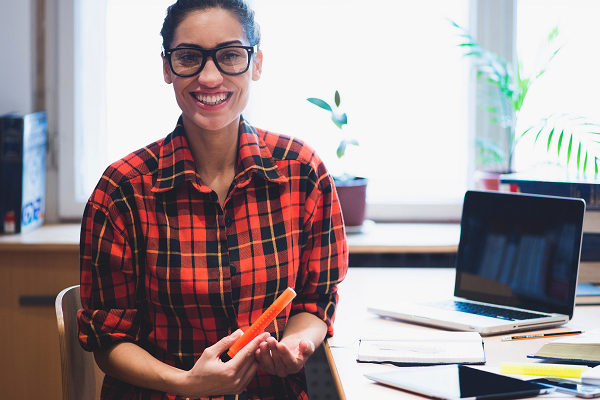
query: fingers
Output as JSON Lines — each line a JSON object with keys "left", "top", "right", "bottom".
{"left": 230, "top": 331, "right": 270, "bottom": 365}
{"left": 256, "top": 340, "right": 276, "bottom": 372}
{"left": 269, "top": 339, "right": 297, "bottom": 375}
{"left": 205, "top": 329, "right": 244, "bottom": 359}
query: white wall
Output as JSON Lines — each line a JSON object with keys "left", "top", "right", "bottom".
{"left": 0, "top": 0, "right": 60, "bottom": 223}
{"left": 0, "top": 1, "right": 34, "bottom": 115}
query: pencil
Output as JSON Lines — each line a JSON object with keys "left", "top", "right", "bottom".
{"left": 501, "top": 331, "right": 584, "bottom": 341}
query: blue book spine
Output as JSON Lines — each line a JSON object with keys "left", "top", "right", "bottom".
{"left": 0, "top": 115, "right": 24, "bottom": 233}
{"left": 0, "top": 111, "right": 47, "bottom": 234}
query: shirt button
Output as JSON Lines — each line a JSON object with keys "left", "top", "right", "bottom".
{"left": 224, "top": 215, "right": 233, "bottom": 227}
{"left": 222, "top": 318, "right": 233, "bottom": 328}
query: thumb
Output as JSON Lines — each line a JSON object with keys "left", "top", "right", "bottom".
{"left": 211, "top": 329, "right": 244, "bottom": 355}
{"left": 299, "top": 339, "right": 315, "bottom": 356}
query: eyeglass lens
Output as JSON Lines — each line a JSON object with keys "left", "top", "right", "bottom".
{"left": 170, "top": 47, "right": 250, "bottom": 76}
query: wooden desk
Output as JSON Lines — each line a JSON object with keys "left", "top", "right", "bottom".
{"left": 0, "top": 223, "right": 458, "bottom": 399}
{"left": 326, "top": 268, "right": 600, "bottom": 400}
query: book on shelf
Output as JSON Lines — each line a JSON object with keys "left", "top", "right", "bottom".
{"left": 357, "top": 330, "right": 485, "bottom": 366}
{"left": 581, "top": 233, "right": 600, "bottom": 262}
{"left": 579, "top": 261, "right": 600, "bottom": 284}
{"left": 528, "top": 328, "right": 600, "bottom": 364}
{"left": 584, "top": 210, "right": 600, "bottom": 233}
{"left": 500, "top": 171, "right": 600, "bottom": 210}
{"left": 0, "top": 111, "right": 47, "bottom": 234}
{"left": 576, "top": 283, "right": 600, "bottom": 305}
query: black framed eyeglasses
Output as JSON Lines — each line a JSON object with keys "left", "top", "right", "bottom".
{"left": 163, "top": 45, "right": 256, "bottom": 77}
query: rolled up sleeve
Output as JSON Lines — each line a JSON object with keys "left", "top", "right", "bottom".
{"left": 292, "top": 171, "right": 348, "bottom": 337}
{"left": 78, "top": 201, "right": 141, "bottom": 351}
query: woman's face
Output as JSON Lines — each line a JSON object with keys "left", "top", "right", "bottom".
{"left": 162, "top": 8, "right": 262, "bottom": 134}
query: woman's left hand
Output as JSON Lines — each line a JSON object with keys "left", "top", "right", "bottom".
{"left": 254, "top": 336, "right": 315, "bottom": 377}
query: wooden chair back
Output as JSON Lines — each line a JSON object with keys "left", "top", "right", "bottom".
{"left": 55, "top": 285, "right": 102, "bottom": 400}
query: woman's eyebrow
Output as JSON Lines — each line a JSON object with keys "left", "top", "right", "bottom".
{"left": 174, "top": 40, "right": 243, "bottom": 49}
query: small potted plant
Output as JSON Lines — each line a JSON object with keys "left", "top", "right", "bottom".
{"left": 450, "top": 20, "right": 600, "bottom": 189}
{"left": 307, "top": 90, "right": 368, "bottom": 229}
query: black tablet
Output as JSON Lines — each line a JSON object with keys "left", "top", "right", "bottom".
{"left": 364, "top": 365, "right": 554, "bottom": 400}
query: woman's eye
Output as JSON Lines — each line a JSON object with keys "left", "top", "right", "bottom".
{"left": 218, "top": 51, "right": 244, "bottom": 64}
{"left": 176, "top": 51, "right": 201, "bottom": 64}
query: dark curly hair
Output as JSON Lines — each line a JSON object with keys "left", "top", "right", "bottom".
{"left": 160, "top": 0, "right": 261, "bottom": 50}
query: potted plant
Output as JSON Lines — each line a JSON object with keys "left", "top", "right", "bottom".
{"left": 307, "top": 90, "right": 368, "bottom": 229}
{"left": 450, "top": 20, "right": 600, "bottom": 189}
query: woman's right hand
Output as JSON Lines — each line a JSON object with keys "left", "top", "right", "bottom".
{"left": 178, "top": 329, "right": 270, "bottom": 398}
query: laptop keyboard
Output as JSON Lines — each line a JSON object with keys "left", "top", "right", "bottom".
{"left": 424, "top": 300, "right": 550, "bottom": 321}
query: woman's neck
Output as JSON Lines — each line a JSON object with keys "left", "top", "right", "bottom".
{"left": 183, "top": 117, "right": 240, "bottom": 205}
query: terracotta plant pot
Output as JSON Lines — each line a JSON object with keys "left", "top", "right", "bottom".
{"left": 474, "top": 170, "right": 519, "bottom": 192}
{"left": 334, "top": 177, "right": 368, "bottom": 227}
{"left": 474, "top": 170, "right": 502, "bottom": 191}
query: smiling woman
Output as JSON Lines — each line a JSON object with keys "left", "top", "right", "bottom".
{"left": 76, "top": 1, "right": 348, "bottom": 400}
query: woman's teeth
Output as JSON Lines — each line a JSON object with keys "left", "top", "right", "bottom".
{"left": 194, "top": 93, "right": 229, "bottom": 105}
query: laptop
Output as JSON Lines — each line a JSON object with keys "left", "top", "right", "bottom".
{"left": 368, "top": 190, "right": 585, "bottom": 335}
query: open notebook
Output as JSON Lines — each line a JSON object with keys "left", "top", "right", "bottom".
{"left": 368, "top": 190, "right": 585, "bottom": 335}
{"left": 357, "top": 329, "right": 485, "bottom": 365}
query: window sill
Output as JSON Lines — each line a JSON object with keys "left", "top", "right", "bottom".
{"left": 347, "top": 222, "right": 459, "bottom": 254}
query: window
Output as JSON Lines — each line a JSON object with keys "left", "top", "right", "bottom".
{"left": 59, "top": 0, "right": 473, "bottom": 221}
{"left": 514, "top": 0, "right": 600, "bottom": 173}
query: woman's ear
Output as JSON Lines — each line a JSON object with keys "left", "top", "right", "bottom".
{"left": 252, "top": 49, "right": 263, "bottom": 81}
{"left": 162, "top": 54, "right": 173, "bottom": 84}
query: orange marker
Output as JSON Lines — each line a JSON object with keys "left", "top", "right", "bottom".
{"left": 220, "top": 287, "right": 296, "bottom": 362}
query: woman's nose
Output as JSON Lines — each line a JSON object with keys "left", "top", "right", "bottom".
{"left": 197, "top": 57, "right": 223, "bottom": 87}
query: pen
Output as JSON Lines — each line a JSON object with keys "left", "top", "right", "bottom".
{"left": 501, "top": 331, "right": 584, "bottom": 341}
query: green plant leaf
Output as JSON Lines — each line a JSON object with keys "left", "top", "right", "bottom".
{"left": 331, "top": 112, "right": 347, "bottom": 129}
{"left": 334, "top": 90, "right": 341, "bottom": 108}
{"left": 547, "top": 127, "right": 555, "bottom": 151}
{"left": 336, "top": 138, "right": 358, "bottom": 159}
{"left": 557, "top": 129, "right": 564, "bottom": 157}
{"left": 566, "top": 134, "right": 573, "bottom": 165}
{"left": 306, "top": 98, "right": 332, "bottom": 112}
{"left": 336, "top": 141, "right": 347, "bottom": 159}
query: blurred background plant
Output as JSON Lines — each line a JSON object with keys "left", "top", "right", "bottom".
{"left": 307, "top": 90, "right": 359, "bottom": 180}
{"left": 451, "top": 20, "right": 600, "bottom": 173}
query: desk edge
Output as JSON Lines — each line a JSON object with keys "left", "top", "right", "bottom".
{"left": 323, "top": 340, "right": 347, "bottom": 400}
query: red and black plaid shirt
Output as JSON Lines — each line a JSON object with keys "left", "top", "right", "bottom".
{"left": 77, "top": 117, "right": 348, "bottom": 400}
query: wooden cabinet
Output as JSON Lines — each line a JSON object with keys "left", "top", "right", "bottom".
{"left": 0, "top": 225, "right": 80, "bottom": 400}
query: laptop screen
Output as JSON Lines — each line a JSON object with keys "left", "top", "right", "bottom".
{"left": 454, "top": 191, "right": 585, "bottom": 317}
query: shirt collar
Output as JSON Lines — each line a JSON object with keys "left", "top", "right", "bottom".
{"left": 153, "top": 116, "right": 285, "bottom": 193}
{"left": 235, "top": 117, "right": 287, "bottom": 188}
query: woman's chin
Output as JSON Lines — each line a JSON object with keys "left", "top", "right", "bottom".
{"left": 184, "top": 113, "right": 240, "bottom": 133}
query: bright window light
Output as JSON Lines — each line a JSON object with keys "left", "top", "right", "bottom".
{"left": 515, "top": 0, "right": 600, "bottom": 173}
{"left": 77, "top": 0, "right": 470, "bottom": 217}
